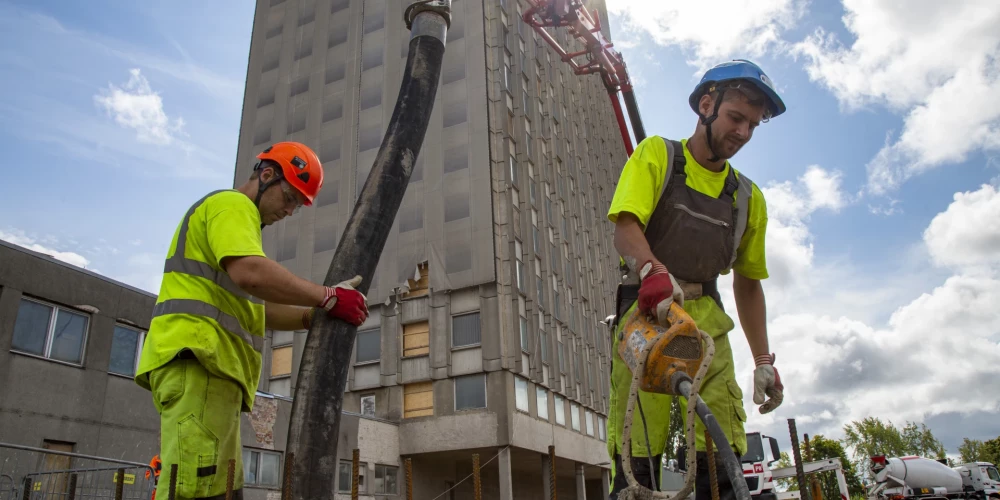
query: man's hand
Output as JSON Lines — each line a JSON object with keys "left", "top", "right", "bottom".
{"left": 753, "top": 353, "right": 783, "bottom": 414}
{"left": 319, "top": 276, "right": 369, "bottom": 326}
{"left": 637, "top": 261, "right": 683, "bottom": 325}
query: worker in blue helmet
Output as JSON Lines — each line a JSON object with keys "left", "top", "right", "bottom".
{"left": 605, "top": 59, "right": 785, "bottom": 499}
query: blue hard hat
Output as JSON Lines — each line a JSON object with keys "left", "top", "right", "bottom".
{"left": 688, "top": 59, "right": 786, "bottom": 118}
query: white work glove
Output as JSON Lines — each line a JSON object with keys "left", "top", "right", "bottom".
{"left": 637, "top": 261, "right": 684, "bottom": 327}
{"left": 318, "top": 276, "right": 369, "bottom": 326}
{"left": 654, "top": 274, "right": 684, "bottom": 327}
{"left": 753, "top": 353, "right": 784, "bottom": 414}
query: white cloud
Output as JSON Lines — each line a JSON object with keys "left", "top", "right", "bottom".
{"left": 727, "top": 183, "right": 1000, "bottom": 456}
{"left": 754, "top": 165, "right": 847, "bottom": 304}
{"left": 94, "top": 68, "right": 185, "bottom": 145}
{"left": 923, "top": 184, "right": 1000, "bottom": 270}
{"left": 793, "top": 0, "right": 1000, "bottom": 193}
{"left": 606, "top": 0, "right": 805, "bottom": 70}
{"left": 0, "top": 229, "right": 90, "bottom": 268}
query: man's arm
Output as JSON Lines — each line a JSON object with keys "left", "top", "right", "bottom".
{"left": 265, "top": 302, "right": 313, "bottom": 331}
{"left": 223, "top": 255, "right": 326, "bottom": 306}
{"left": 613, "top": 212, "right": 659, "bottom": 273}
{"left": 733, "top": 272, "right": 769, "bottom": 359}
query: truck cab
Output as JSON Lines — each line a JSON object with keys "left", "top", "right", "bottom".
{"left": 742, "top": 432, "right": 782, "bottom": 500}
{"left": 953, "top": 462, "right": 1000, "bottom": 500}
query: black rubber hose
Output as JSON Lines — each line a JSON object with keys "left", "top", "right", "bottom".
{"left": 622, "top": 88, "right": 646, "bottom": 144}
{"left": 678, "top": 379, "right": 752, "bottom": 500}
{"left": 284, "top": 10, "right": 448, "bottom": 500}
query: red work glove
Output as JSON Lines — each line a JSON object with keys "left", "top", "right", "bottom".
{"left": 753, "top": 353, "right": 784, "bottom": 414}
{"left": 637, "top": 261, "right": 683, "bottom": 325}
{"left": 319, "top": 275, "right": 369, "bottom": 326}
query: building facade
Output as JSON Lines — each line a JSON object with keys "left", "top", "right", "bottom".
{"left": 233, "top": 0, "right": 629, "bottom": 498}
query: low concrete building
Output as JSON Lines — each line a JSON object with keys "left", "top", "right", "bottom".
{"left": 0, "top": 240, "right": 398, "bottom": 500}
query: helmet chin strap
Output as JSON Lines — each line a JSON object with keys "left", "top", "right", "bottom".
{"left": 253, "top": 161, "right": 284, "bottom": 229}
{"left": 699, "top": 88, "right": 727, "bottom": 163}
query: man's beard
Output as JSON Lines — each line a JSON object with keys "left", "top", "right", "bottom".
{"left": 710, "top": 133, "right": 744, "bottom": 160}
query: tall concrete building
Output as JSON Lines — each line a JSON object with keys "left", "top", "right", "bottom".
{"left": 233, "top": 0, "right": 630, "bottom": 497}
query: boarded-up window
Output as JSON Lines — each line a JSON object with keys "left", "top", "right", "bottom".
{"left": 42, "top": 440, "right": 74, "bottom": 495}
{"left": 452, "top": 312, "right": 480, "bottom": 347}
{"left": 403, "top": 381, "right": 433, "bottom": 418}
{"left": 402, "top": 321, "right": 429, "bottom": 357}
{"left": 271, "top": 345, "right": 292, "bottom": 377}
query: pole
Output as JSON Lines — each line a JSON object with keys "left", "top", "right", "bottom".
{"left": 115, "top": 468, "right": 125, "bottom": 500}
{"left": 706, "top": 430, "right": 720, "bottom": 500}
{"left": 789, "top": 419, "right": 812, "bottom": 500}
{"left": 284, "top": 3, "right": 451, "bottom": 499}
{"left": 351, "top": 449, "right": 360, "bottom": 500}
{"left": 549, "top": 445, "right": 558, "bottom": 500}
{"left": 405, "top": 458, "right": 413, "bottom": 500}
{"left": 473, "top": 454, "right": 482, "bottom": 500}
{"left": 805, "top": 435, "right": 823, "bottom": 500}
{"left": 225, "top": 458, "right": 235, "bottom": 500}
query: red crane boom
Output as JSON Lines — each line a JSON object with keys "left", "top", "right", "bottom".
{"left": 522, "top": 0, "right": 646, "bottom": 155}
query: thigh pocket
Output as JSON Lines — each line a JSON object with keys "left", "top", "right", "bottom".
{"left": 150, "top": 362, "right": 186, "bottom": 413}
{"left": 727, "top": 379, "right": 748, "bottom": 456}
{"left": 177, "top": 415, "right": 220, "bottom": 498}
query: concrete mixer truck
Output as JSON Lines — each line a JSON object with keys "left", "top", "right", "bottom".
{"left": 869, "top": 455, "right": 1000, "bottom": 500}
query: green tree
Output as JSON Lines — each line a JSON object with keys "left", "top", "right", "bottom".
{"left": 774, "top": 452, "right": 796, "bottom": 491}
{"left": 981, "top": 436, "right": 1000, "bottom": 465}
{"left": 663, "top": 396, "right": 685, "bottom": 463}
{"left": 959, "top": 438, "right": 985, "bottom": 463}
{"left": 901, "top": 422, "right": 946, "bottom": 459}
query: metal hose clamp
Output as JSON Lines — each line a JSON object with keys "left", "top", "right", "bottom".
{"left": 404, "top": 0, "right": 451, "bottom": 30}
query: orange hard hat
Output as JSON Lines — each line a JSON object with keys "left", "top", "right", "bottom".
{"left": 255, "top": 142, "right": 324, "bottom": 206}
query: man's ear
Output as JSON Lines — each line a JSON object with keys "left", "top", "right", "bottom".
{"left": 698, "top": 93, "right": 715, "bottom": 117}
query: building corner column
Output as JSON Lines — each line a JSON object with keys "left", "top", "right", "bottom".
{"left": 499, "top": 446, "right": 514, "bottom": 500}
{"left": 576, "top": 462, "right": 586, "bottom": 500}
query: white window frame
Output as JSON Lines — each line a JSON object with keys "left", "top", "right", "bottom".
{"left": 554, "top": 394, "right": 566, "bottom": 425}
{"left": 373, "top": 464, "right": 398, "bottom": 495}
{"left": 243, "top": 448, "right": 282, "bottom": 487}
{"left": 536, "top": 386, "right": 549, "bottom": 421}
{"left": 109, "top": 323, "right": 146, "bottom": 377}
{"left": 515, "top": 376, "right": 529, "bottom": 413}
{"left": 12, "top": 297, "right": 90, "bottom": 366}
{"left": 338, "top": 459, "right": 367, "bottom": 493}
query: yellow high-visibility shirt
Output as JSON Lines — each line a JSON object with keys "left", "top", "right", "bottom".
{"left": 135, "top": 190, "right": 268, "bottom": 412}
{"left": 607, "top": 136, "right": 769, "bottom": 281}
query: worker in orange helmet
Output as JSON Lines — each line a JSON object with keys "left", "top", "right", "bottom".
{"left": 146, "top": 454, "right": 161, "bottom": 500}
{"left": 134, "top": 141, "right": 369, "bottom": 500}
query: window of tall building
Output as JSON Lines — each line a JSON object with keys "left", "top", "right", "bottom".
{"left": 455, "top": 374, "right": 486, "bottom": 410}
{"left": 355, "top": 327, "right": 380, "bottom": 364}
{"left": 325, "top": 60, "right": 345, "bottom": 83}
{"left": 536, "top": 386, "right": 549, "bottom": 420}
{"left": 538, "top": 313, "right": 548, "bottom": 363}
{"left": 271, "top": 345, "right": 292, "bottom": 377}
{"left": 359, "top": 123, "right": 381, "bottom": 151}
{"left": 278, "top": 220, "right": 297, "bottom": 261}
{"left": 514, "top": 239, "right": 524, "bottom": 294}
{"left": 314, "top": 223, "right": 338, "bottom": 253}
{"left": 328, "top": 29, "right": 348, "bottom": 49}
{"left": 360, "top": 85, "right": 382, "bottom": 111}
{"left": 519, "top": 315, "right": 528, "bottom": 353}
{"left": 402, "top": 321, "right": 430, "bottom": 357}
{"left": 554, "top": 394, "right": 565, "bottom": 425}
{"left": 323, "top": 98, "right": 343, "bottom": 123}
{"left": 515, "top": 376, "right": 529, "bottom": 413}
{"left": 12, "top": 298, "right": 89, "bottom": 365}
{"left": 570, "top": 403, "right": 581, "bottom": 431}
{"left": 443, "top": 100, "right": 466, "bottom": 127}
{"left": 452, "top": 312, "right": 481, "bottom": 347}
{"left": 444, "top": 190, "right": 470, "bottom": 222}
{"left": 585, "top": 409, "right": 594, "bottom": 436}
{"left": 443, "top": 143, "right": 467, "bottom": 173}
{"left": 403, "top": 381, "right": 433, "bottom": 418}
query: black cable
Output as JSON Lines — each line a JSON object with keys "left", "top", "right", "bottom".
{"left": 636, "top": 396, "right": 658, "bottom": 490}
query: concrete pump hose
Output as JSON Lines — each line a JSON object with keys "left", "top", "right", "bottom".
{"left": 620, "top": 329, "right": 715, "bottom": 500}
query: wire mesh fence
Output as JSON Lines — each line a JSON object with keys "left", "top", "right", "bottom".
{"left": 0, "top": 443, "right": 156, "bottom": 500}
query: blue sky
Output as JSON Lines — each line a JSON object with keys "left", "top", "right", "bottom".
{"left": 0, "top": 0, "right": 998, "bottom": 461}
